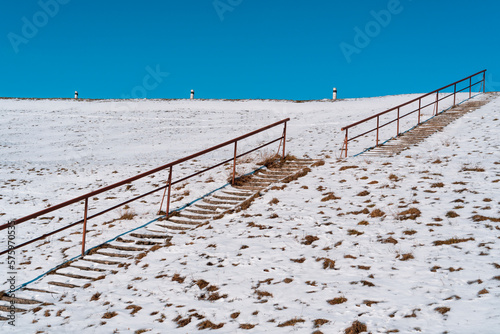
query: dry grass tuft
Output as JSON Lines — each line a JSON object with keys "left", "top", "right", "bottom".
{"left": 316, "top": 257, "right": 336, "bottom": 269}
{"left": 471, "top": 215, "right": 500, "bottom": 222}
{"left": 196, "top": 279, "right": 210, "bottom": 290}
{"left": 370, "top": 209, "right": 385, "bottom": 218}
{"left": 321, "top": 192, "right": 341, "bottom": 201}
{"left": 269, "top": 198, "right": 279, "bottom": 205}
{"left": 197, "top": 320, "right": 224, "bottom": 330}
{"left": 119, "top": 209, "right": 136, "bottom": 220}
{"left": 239, "top": 324, "right": 256, "bottom": 329}
{"left": 302, "top": 235, "right": 319, "bottom": 245}
{"left": 358, "top": 220, "right": 369, "bottom": 226}
{"left": 277, "top": 317, "right": 305, "bottom": 327}
{"left": 344, "top": 320, "right": 367, "bottom": 334}
{"left": 230, "top": 312, "right": 240, "bottom": 319}
{"left": 446, "top": 211, "right": 460, "bottom": 218}
{"left": 102, "top": 311, "right": 117, "bottom": 319}
{"left": 314, "top": 319, "right": 330, "bottom": 327}
{"left": 398, "top": 253, "right": 414, "bottom": 261}
{"left": 403, "top": 230, "right": 417, "bottom": 235}
{"left": 327, "top": 297, "right": 347, "bottom": 305}
{"left": 291, "top": 257, "right": 306, "bottom": 263}
{"left": 433, "top": 237, "right": 474, "bottom": 246}
{"left": 431, "top": 182, "right": 444, "bottom": 188}
{"left": 380, "top": 236, "right": 398, "bottom": 244}
{"left": 397, "top": 207, "right": 421, "bottom": 220}
{"left": 90, "top": 292, "right": 101, "bottom": 301}
{"left": 434, "top": 307, "right": 451, "bottom": 315}
{"left": 125, "top": 305, "right": 142, "bottom": 315}
{"left": 339, "top": 165, "right": 358, "bottom": 171}
{"left": 347, "top": 229, "right": 364, "bottom": 236}
{"left": 357, "top": 190, "right": 370, "bottom": 197}
{"left": 172, "top": 273, "right": 185, "bottom": 284}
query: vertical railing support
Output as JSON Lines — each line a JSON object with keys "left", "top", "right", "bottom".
{"left": 469, "top": 77, "right": 472, "bottom": 98}
{"left": 435, "top": 91, "right": 439, "bottom": 115}
{"left": 453, "top": 84, "right": 457, "bottom": 106}
{"left": 376, "top": 116, "right": 380, "bottom": 146}
{"left": 158, "top": 166, "right": 173, "bottom": 215}
{"left": 418, "top": 98, "right": 421, "bottom": 124}
{"left": 483, "top": 71, "right": 486, "bottom": 93}
{"left": 165, "top": 166, "right": 172, "bottom": 217}
{"left": 232, "top": 142, "right": 237, "bottom": 185}
{"left": 397, "top": 107, "right": 400, "bottom": 135}
{"left": 344, "top": 129, "right": 348, "bottom": 158}
{"left": 81, "top": 198, "right": 88, "bottom": 256}
{"left": 282, "top": 122, "right": 287, "bottom": 159}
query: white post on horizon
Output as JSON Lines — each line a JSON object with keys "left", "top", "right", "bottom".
{"left": 190, "top": 89, "right": 194, "bottom": 100}
{"left": 75, "top": 91, "right": 78, "bottom": 99}
{"left": 333, "top": 87, "right": 337, "bottom": 101}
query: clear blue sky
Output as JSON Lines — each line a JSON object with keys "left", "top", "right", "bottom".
{"left": 1, "top": 0, "right": 499, "bottom": 100}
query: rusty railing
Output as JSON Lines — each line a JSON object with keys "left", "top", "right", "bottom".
{"left": 340, "top": 70, "right": 486, "bottom": 157}
{"left": 0, "top": 118, "right": 290, "bottom": 257}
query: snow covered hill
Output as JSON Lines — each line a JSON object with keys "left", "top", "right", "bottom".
{"left": 1, "top": 93, "right": 499, "bottom": 333}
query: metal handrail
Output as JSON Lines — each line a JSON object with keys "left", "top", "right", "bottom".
{"left": 1, "top": 118, "right": 290, "bottom": 256}
{"left": 340, "top": 70, "right": 486, "bottom": 157}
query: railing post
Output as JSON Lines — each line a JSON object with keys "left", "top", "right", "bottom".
{"left": 232, "top": 142, "right": 237, "bottom": 185}
{"left": 344, "top": 129, "right": 348, "bottom": 158}
{"left": 435, "top": 91, "right": 439, "bottom": 115}
{"left": 418, "top": 98, "right": 421, "bottom": 124}
{"left": 376, "top": 116, "right": 379, "bottom": 146}
{"left": 453, "top": 84, "right": 456, "bottom": 106}
{"left": 158, "top": 166, "right": 173, "bottom": 215}
{"left": 81, "top": 198, "right": 88, "bottom": 256}
{"left": 483, "top": 71, "right": 486, "bottom": 93}
{"left": 165, "top": 166, "right": 172, "bottom": 217}
{"left": 282, "top": 121, "right": 287, "bottom": 159}
{"left": 397, "top": 107, "right": 400, "bottom": 136}
{"left": 469, "top": 77, "right": 472, "bottom": 98}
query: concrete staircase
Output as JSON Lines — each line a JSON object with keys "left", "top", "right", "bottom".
{"left": 363, "top": 93, "right": 498, "bottom": 157}
{"left": 0, "top": 158, "right": 319, "bottom": 320}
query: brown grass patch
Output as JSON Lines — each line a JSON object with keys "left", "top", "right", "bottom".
{"left": 347, "top": 229, "right": 364, "bottom": 236}
{"left": 269, "top": 198, "right": 279, "bottom": 205}
{"left": 339, "top": 165, "right": 358, "bottom": 171}
{"left": 172, "top": 273, "right": 185, "bottom": 284}
{"left": 277, "top": 317, "right": 305, "bottom": 327}
{"left": 397, "top": 207, "right": 421, "bottom": 220}
{"left": 327, "top": 297, "right": 347, "bottom": 305}
{"left": 125, "top": 305, "right": 142, "bottom": 315}
{"left": 197, "top": 320, "right": 224, "bottom": 330}
{"left": 196, "top": 279, "right": 210, "bottom": 290}
{"left": 357, "top": 190, "right": 370, "bottom": 197}
{"left": 119, "top": 209, "right": 136, "bottom": 220}
{"left": 239, "top": 324, "right": 256, "bottom": 329}
{"left": 316, "top": 257, "right": 336, "bottom": 269}
{"left": 380, "top": 236, "right": 398, "bottom": 244}
{"left": 358, "top": 220, "right": 369, "bottom": 226}
{"left": 398, "top": 253, "right": 414, "bottom": 261}
{"left": 434, "top": 307, "right": 450, "bottom": 315}
{"left": 321, "top": 192, "right": 341, "bottom": 201}
{"left": 344, "top": 320, "right": 367, "bottom": 334}
{"left": 102, "top": 311, "right": 118, "bottom": 319}
{"left": 314, "top": 319, "right": 329, "bottom": 327}
{"left": 90, "top": 292, "right": 101, "bottom": 301}
{"left": 433, "top": 237, "right": 474, "bottom": 246}
{"left": 302, "top": 235, "right": 319, "bottom": 245}
{"left": 403, "top": 230, "right": 417, "bottom": 235}
{"left": 291, "top": 257, "right": 306, "bottom": 263}
{"left": 446, "top": 211, "right": 460, "bottom": 218}
{"left": 431, "top": 182, "right": 444, "bottom": 188}
{"left": 363, "top": 300, "right": 380, "bottom": 307}
{"left": 369, "top": 209, "right": 385, "bottom": 218}
{"left": 230, "top": 312, "right": 240, "bottom": 319}
{"left": 471, "top": 215, "right": 500, "bottom": 222}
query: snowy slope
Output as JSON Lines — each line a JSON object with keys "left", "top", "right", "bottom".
{"left": 1, "top": 93, "right": 498, "bottom": 333}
